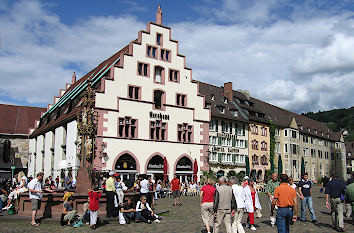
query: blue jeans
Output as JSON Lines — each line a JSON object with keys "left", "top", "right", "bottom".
{"left": 301, "top": 196, "right": 316, "bottom": 221}
{"left": 276, "top": 207, "right": 293, "bottom": 233}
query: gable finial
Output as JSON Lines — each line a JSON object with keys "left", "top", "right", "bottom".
{"left": 156, "top": 5, "right": 162, "bottom": 25}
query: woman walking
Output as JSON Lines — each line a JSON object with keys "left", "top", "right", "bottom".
{"left": 244, "top": 178, "right": 262, "bottom": 231}
{"left": 200, "top": 178, "right": 216, "bottom": 233}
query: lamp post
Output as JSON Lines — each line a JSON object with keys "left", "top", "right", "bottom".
{"left": 75, "top": 78, "right": 98, "bottom": 193}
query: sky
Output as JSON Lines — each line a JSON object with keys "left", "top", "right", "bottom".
{"left": 0, "top": 0, "right": 354, "bottom": 114}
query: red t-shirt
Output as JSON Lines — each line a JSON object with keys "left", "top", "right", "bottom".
{"left": 88, "top": 191, "right": 102, "bottom": 211}
{"left": 201, "top": 185, "right": 216, "bottom": 203}
{"left": 171, "top": 178, "right": 180, "bottom": 191}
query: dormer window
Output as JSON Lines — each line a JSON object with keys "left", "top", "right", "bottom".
{"left": 210, "top": 94, "right": 215, "bottom": 100}
{"left": 216, "top": 106, "right": 225, "bottom": 114}
{"left": 307, "top": 128, "right": 311, "bottom": 132}
{"left": 223, "top": 97, "right": 228, "bottom": 104}
{"left": 299, "top": 125, "right": 303, "bottom": 130}
{"left": 205, "top": 103, "right": 211, "bottom": 108}
{"left": 314, "top": 129, "right": 317, "bottom": 134}
{"left": 245, "top": 101, "right": 249, "bottom": 106}
{"left": 321, "top": 132, "right": 324, "bottom": 136}
{"left": 230, "top": 109, "right": 238, "bottom": 117}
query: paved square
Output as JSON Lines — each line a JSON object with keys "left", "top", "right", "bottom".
{"left": 0, "top": 186, "right": 353, "bottom": 232}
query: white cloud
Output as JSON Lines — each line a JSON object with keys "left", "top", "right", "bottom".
{"left": 0, "top": 0, "right": 353, "bottom": 114}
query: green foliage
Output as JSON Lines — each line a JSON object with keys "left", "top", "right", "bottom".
{"left": 264, "top": 169, "right": 274, "bottom": 181}
{"left": 303, "top": 106, "right": 354, "bottom": 142}
{"left": 227, "top": 170, "right": 237, "bottom": 178}
{"left": 269, "top": 121, "right": 276, "bottom": 172}
{"left": 200, "top": 170, "right": 217, "bottom": 184}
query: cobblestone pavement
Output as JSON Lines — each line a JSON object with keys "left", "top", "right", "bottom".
{"left": 0, "top": 186, "right": 353, "bottom": 233}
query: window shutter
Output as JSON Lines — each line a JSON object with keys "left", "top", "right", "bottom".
{"left": 218, "top": 153, "right": 222, "bottom": 162}
{"left": 245, "top": 140, "right": 248, "bottom": 148}
{"left": 232, "top": 154, "right": 236, "bottom": 163}
{"left": 218, "top": 137, "right": 222, "bottom": 146}
{"left": 215, "top": 120, "right": 218, "bottom": 131}
{"left": 232, "top": 138, "right": 236, "bottom": 147}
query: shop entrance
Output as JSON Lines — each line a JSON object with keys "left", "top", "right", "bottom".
{"left": 146, "top": 154, "right": 165, "bottom": 182}
{"left": 114, "top": 153, "right": 137, "bottom": 182}
{"left": 175, "top": 156, "right": 193, "bottom": 183}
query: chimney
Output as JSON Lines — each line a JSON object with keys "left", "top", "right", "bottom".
{"left": 156, "top": 5, "right": 162, "bottom": 25}
{"left": 72, "top": 72, "right": 76, "bottom": 84}
{"left": 224, "top": 82, "right": 233, "bottom": 102}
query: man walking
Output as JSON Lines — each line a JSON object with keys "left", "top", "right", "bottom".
{"left": 28, "top": 172, "right": 44, "bottom": 227}
{"left": 171, "top": 174, "right": 181, "bottom": 206}
{"left": 298, "top": 173, "right": 317, "bottom": 223}
{"left": 325, "top": 173, "right": 346, "bottom": 232}
{"left": 213, "top": 176, "right": 237, "bottom": 233}
{"left": 230, "top": 176, "right": 246, "bottom": 233}
{"left": 265, "top": 173, "right": 279, "bottom": 227}
{"left": 345, "top": 180, "right": 354, "bottom": 224}
{"left": 271, "top": 174, "right": 298, "bottom": 233}
{"left": 105, "top": 171, "right": 116, "bottom": 218}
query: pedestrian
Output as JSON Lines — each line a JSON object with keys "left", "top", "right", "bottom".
{"left": 2, "top": 171, "right": 27, "bottom": 211}
{"left": 88, "top": 188, "right": 103, "bottom": 229}
{"left": 271, "top": 174, "right": 298, "bottom": 233}
{"left": 213, "top": 176, "right": 237, "bottom": 233}
{"left": 230, "top": 176, "right": 246, "bottom": 233}
{"left": 345, "top": 172, "right": 354, "bottom": 218}
{"left": 200, "top": 178, "right": 216, "bottom": 233}
{"left": 62, "top": 195, "right": 77, "bottom": 226}
{"left": 244, "top": 178, "right": 262, "bottom": 231}
{"left": 298, "top": 173, "right": 317, "bottom": 223}
{"left": 115, "top": 175, "right": 125, "bottom": 206}
{"left": 105, "top": 171, "right": 116, "bottom": 218}
{"left": 64, "top": 171, "right": 73, "bottom": 191}
{"left": 345, "top": 180, "right": 354, "bottom": 224}
{"left": 135, "top": 195, "right": 161, "bottom": 223}
{"left": 120, "top": 197, "right": 136, "bottom": 224}
{"left": 325, "top": 173, "right": 346, "bottom": 232}
{"left": 139, "top": 175, "right": 150, "bottom": 204}
{"left": 27, "top": 172, "right": 45, "bottom": 227}
{"left": 265, "top": 173, "right": 279, "bottom": 227}
{"left": 242, "top": 176, "right": 249, "bottom": 188}
{"left": 171, "top": 174, "right": 181, "bottom": 207}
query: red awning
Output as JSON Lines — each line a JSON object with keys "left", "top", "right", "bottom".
{"left": 193, "top": 158, "right": 198, "bottom": 182}
{"left": 163, "top": 157, "right": 168, "bottom": 182}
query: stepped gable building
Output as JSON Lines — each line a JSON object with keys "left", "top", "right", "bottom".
{"left": 28, "top": 7, "right": 210, "bottom": 183}
{"left": 0, "top": 104, "right": 45, "bottom": 178}
{"left": 346, "top": 141, "right": 354, "bottom": 174}
{"left": 251, "top": 98, "right": 346, "bottom": 180}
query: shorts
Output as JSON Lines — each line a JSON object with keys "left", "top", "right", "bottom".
{"left": 31, "top": 199, "right": 41, "bottom": 211}
{"left": 173, "top": 190, "right": 181, "bottom": 198}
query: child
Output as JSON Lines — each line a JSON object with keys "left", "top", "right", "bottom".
{"left": 88, "top": 188, "right": 103, "bottom": 229}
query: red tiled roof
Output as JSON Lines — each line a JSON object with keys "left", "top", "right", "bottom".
{"left": 0, "top": 104, "right": 46, "bottom": 135}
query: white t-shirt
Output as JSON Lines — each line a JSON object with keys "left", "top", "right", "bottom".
{"left": 140, "top": 179, "right": 149, "bottom": 193}
{"left": 28, "top": 178, "right": 43, "bottom": 199}
{"left": 290, "top": 183, "right": 297, "bottom": 189}
{"left": 232, "top": 184, "right": 246, "bottom": 209}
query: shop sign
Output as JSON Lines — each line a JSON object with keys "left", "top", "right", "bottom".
{"left": 228, "top": 148, "right": 239, "bottom": 153}
{"left": 217, "top": 133, "right": 237, "bottom": 139}
{"left": 176, "top": 165, "right": 191, "bottom": 169}
{"left": 149, "top": 111, "right": 170, "bottom": 120}
{"left": 212, "top": 146, "right": 225, "bottom": 152}
{"left": 148, "top": 164, "right": 164, "bottom": 169}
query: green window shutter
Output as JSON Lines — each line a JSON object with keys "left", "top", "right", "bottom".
{"left": 245, "top": 140, "right": 248, "bottom": 148}
{"left": 215, "top": 120, "right": 218, "bottom": 131}
{"left": 218, "top": 137, "right": 222, "bottom": 145}
{"left": 232, "top": 138, "right": 236, "bottom": 147}
{"left": 218, "top": 153, "right": 222, "bottom": 162}
{"left": 232, "top": 154, "right": 236, "bottom": 163}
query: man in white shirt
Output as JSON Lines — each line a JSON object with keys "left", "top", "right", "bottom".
{"left": 27, "top": 172, "right": 44, "bottom": 227}
{"left": 140, "top": 175, "right": 150, "bottom": 203}
{"left": 230, "top": 176, "right": 246, "bottom": 233}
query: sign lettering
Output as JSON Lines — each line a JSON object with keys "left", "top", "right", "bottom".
{"left": 150, "top": 111, "right": 170, "bottom": 120}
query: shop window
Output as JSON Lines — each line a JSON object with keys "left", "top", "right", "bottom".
{"left": 150, "top": 120, "right": 167, "bottom": 141}
{"left": 177, "top": 123, "right": 193, "bottom": 143}
{"left": 169, "top": 69, "right": 179, "bottom": 82}
{"left": 153, "top": 90, "right": 165, "bottom": 109}
{"left": 128, "top": 85, "right": 140, "bottom": 100}
{"left": 154, "top": 66, "right": 164, "bottom": 83}
{"left": 118, "top": 117, "right": 137, "bottom": 138}
{"left": 160, "top": 49, "right": 170, "bottom": 62}
{"left": 137, "top": 62, "right": 149, "bottom": 77}
{"left": 147, "top": 45, "right": 157, "bottom": 59}
{"left": 176, "top": 94, "right": 186, "bottom": 107}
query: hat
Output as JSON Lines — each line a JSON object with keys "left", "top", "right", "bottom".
{"left": 244, "top": 176, "right": 249, "bottom": 180}
{"left": 109, "top": 171, "right": 114, "bottom": 176}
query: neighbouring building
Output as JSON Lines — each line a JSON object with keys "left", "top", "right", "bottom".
{"left": 28, "top": 7, "right": 210, "bottom": 183}
{"left": 346, "top": 142, "right": 354, "bottom": 175}
{"left": 199, "top": 82, "right": 249, "bottom": 177}
{"left": 0, "top": 104, "right": 45, "bottom": 179}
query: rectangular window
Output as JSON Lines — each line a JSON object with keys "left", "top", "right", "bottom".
{"left": 128, "top": 85, "right": 140, "bottom": 100}
{"left": 138, "top": 62, "right": 149, "bottom": 76}
{"left": 169, "top": 69, "right": 179, "bottom": 82}
{"left": 154, "top": 66, "right": 163, "bottom": 83}
{"left": 160, "top": 49, "right": 170, "bottom": 62}
{"left": 176, "top": 94, "right": 186, "bottom": 107}
{"left": 118, "top": 117, "right": 137, "bottom": 139}
{"left": 291, "top": 130, "right": 297, "bottom": 139}
{"left": 150, "top": 120, "right": 167, "bottom": 141}
{"left": 209, "top": 152, "right": 217, "bottom": 162}
{"left": 209, "top": 120, "right": 218, "bottom": 131}
{"left": 147, "top": 45, "right": 157, "bottom": 59}
{"left": 177, "top": 123, "right": 193, "bottom": 143}
{"left": 156, "top": 33, "right": 162, "bottom": 45}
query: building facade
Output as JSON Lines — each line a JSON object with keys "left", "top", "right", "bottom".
{"left": 346, "top": 142, "right": 354, "bottom": 175}
{"left": 28, "top": 9, "right": 210, "bottom": 183}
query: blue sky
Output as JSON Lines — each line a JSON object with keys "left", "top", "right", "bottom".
{"left": 0, "top": 0, "right": 354, "bottom": 113}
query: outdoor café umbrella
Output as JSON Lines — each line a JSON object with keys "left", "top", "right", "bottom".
{"left": 193, "top": 158, "right": 198, "bottom": 182}
{"left": 163, "top": 157, "right": 168, "bottom": 182}
{"left": 278, "top": 155, "right": 283, "bottom": 174}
